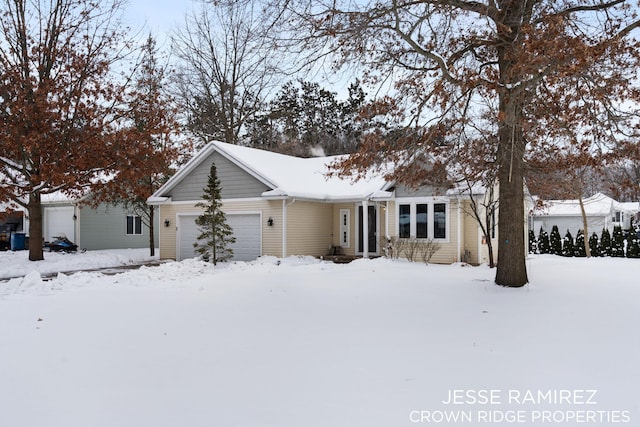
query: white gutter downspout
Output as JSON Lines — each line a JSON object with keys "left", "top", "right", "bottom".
{"left": 478, "top": 216, "right": 483, "bottom": 265}
{"left": 385, "top": 201, "right": 390, "bottom": 239}
{"left": 457, "top": 198, "right": 462, "bottom": 263}
{"left": 282, "top": 199, "right": 287, "bottom": 258}
{"left": 362, "top": 199, "right": 369, "bottom": 259}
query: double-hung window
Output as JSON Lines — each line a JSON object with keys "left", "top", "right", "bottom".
{"left": 396, "top": 200, "right": 448, "bottom": 240}
{"left": 433, "top": 203, "right": 446, "bottom": 239}
{"left": 126, "top": 215, "right": 143, "bottom": 235}
{"left": 416, "top": 204, "right": 428, "bottom": 238}
{"left": 399, "top": 204, "right": 411, "bottom": 238}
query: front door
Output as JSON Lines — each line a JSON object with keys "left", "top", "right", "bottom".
{"left": 358, "top": 205, "right": 377, "bottom": 254}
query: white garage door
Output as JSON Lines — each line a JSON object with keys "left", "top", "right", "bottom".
{"left": 44, "top": 206, "right": 75, "bottom": 242}
{"left": 177, "top": 213, "right": 261, "bottom": 262}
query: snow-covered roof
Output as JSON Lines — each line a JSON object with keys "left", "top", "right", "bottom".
{"left": 152, "top": 141, "right": 391, "bottom": 202}
{"left": 217, "top": 142, "right": 389, "bottom": 201}
{"left": 533, "top": 193, "right": 638, "bottom": 217}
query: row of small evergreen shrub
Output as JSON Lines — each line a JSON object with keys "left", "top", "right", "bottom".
{"left": 529, "top": 225, "right": 640, "bottom": 258}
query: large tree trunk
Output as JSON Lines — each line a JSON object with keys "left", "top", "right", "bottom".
{"left": 27, "top": 192, "right": 44, "bottom": 261}
{"left": 495, "top": 95, "right": 529, "bottom": 287}
{"left": 494, "top": 8, "right": 529, "bottom": 287}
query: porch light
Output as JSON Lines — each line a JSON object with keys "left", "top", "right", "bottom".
{"left": 267, "top": 217, "right": 274, "bottom": 227}
{"left": 164, "top": 219, "right": 171, "bottom": 227}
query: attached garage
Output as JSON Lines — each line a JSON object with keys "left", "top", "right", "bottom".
{"left": 177, "top": 213, "right": 262, "bottom": 262}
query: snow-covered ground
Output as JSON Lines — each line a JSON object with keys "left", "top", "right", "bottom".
{"left": 0, "top": 253, "right": 638, "bottom": 427}
{"left": 0, "top": 248, "right": 158, "bottom": 279}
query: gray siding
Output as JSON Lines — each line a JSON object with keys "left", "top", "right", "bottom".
{"left": 78, "top": 203, "right": 159, "bottom": 250}
{"left": 170, "top": 152, "right": 271, "bottom": 201}
{"left": 395, "top": 183, "right": 445, "bottom": 198}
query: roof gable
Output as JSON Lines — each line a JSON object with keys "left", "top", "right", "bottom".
{"left": 151, "top": 141, "right": 390, "bottom": 202}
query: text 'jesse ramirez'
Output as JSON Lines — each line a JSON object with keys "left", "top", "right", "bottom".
{"left": 442, "top": 389, "right": 598, "bottom": 405}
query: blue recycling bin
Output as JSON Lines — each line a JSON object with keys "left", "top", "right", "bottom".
{"left": 10, "top": 233, "right": 26, "bottom": 251}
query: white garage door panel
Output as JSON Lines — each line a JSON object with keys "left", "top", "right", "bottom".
{"left": 178, "top": 213, "right": 261, "bottom": 262}
{"left": 178, "top": 215, "right": 201, "bottom": 261}
{"left": 226, "top": 214, "right": 261, "bottom": 261}
{"left": 44, "top": 206, "right": 75, "bottom": 242}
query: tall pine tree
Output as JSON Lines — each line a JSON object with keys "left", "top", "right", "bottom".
{"left": 194, "top": 163, "right": 236, "bottom": 264}
{"left": 625, "top": 226, "right": 640, "bottom": 258}
{"left": 562, "top": 230, "right": 575, "bottom": 257}
{"left": 549, "top": 225, "right": 562, "bottom": 256}
{"left": 574, "top": 230, "right": 586, "bottom": 257}
{"left": 610, "top": 226, "right": 625, "bottom": 257}
{"left": 528, "top": 230, "right": 537, "bottom": 254}
{"left": 589, "top": 232, "right": 601, "bottom": 257}
{"left": 537, "top": 227, "right": 550, "bottom": 254}
{"left": 600, "top": 228, "right": 612, "bottom": 257}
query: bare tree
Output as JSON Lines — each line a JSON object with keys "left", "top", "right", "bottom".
{"left": 172, "top": 0, "right": 280, "bottom": 147}
{"left": 270, "top": 0, "right": 640, "bottom": 287}
{"left": 90, "top": 35, "right": 183, "bottom": 257}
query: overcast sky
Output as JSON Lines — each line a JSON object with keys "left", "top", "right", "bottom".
{"left": 125, "top": 0, "right": 191, "bottom": 43}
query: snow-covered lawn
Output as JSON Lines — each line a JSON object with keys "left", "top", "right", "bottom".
{"left": 0, "top": 253, "right": 638, "bottom": 427}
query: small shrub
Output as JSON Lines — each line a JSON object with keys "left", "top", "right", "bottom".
{"left": 402, "top": 238, "right": 422, "bottom": 262}
{"left": 420, "top": 239, "right": 441, "bottom": 264}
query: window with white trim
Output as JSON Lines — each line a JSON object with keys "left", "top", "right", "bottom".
{"left": 399, "top": 204, "right": 411, "bottom": 238}
{"left": 126, "top": 215, "right": 143, "bottom": 235}
{"left": 416, "top": 204, "right": 428, "bottom": 238}
{"left": 433, "top": 203, "right": 446, "bottom": 238}
{"left": 396, "top": 200, "right": 448, "bottom": 240}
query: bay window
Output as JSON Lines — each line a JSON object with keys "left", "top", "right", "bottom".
{"left": 396, "top": 200, "right": 448, "bottom": 240}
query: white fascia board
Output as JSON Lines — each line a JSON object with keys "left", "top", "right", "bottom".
{"left": 369, "top": 190, "right": 394, "bottom": 201}
{"left": 146, "top": 196, "right": 171, "bottom": 205}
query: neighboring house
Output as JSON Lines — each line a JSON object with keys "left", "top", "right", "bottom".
{"left": 0, "top": 194, "right": 159, "bottom": 251}
{"left": 530, "top": 192, "right": 639, "bottom": 236}
{"left": 148, "top": 141, "right": 521, "bottom": 265}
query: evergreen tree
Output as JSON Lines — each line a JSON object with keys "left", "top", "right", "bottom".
{"left": 193, "top": 163, "right": 236, "bottom": 264}
{"left": 562, "top": 230, "right": 575, "bottom": 257}
{"left": 537, "top": 227, "right": 550, "bottom": 254}
{"left": 610, "top": 226, "right": 625, "bottom": 257}
{"left": 600, "top": 228, "right": 612, "bottom": 257}
{"left": 625, "top": 226, "right": 640, "bottom": 258}
{"left": 574, "top": 230, "right": 586, "bottom": 257}
{"left": 589, "top": 232, "right": 601, "bottom": 257}
{"left": 528, "top": 230, "right": 537, "bottom": 254}
{"left": 549, "top": 225, "right": 562, "bottom": 256}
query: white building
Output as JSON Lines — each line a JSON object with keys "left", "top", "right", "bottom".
{"left": 531, "top": 192, "right": 639, "bottom": 236}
